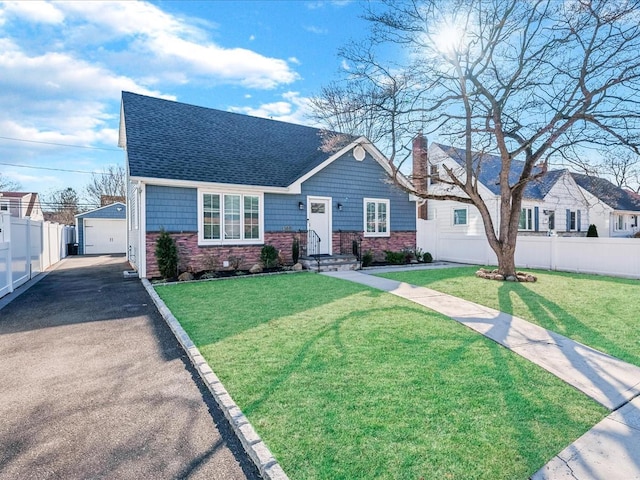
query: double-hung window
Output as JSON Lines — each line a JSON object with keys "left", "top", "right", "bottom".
{"left": 364, "top": 198, "right": 390, "bottom": 237}
{"left": 200, "top": 191, "right": 262, "bottom": 244}
{"left": 519, "top": 208, "right": 534, "bottom": 230}
{"left": 615, "top": 215, "right": 624, "bottom": 231}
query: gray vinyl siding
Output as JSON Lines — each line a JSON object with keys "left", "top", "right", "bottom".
{"left": 265, "top": 151, "right": 415, "bottom": 231}
{"left": 77, "top": 218, "right": 85, "bottom": 253}
{"left": 146, "top": 185, "right": 197, "bottom": 232}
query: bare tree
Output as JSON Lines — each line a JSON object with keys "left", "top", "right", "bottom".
{"left": 311, "top": 0, "right": 640, "bottom": 278}
{"left": 0, "top": 173, "right": 22, "bottom": 192}
{"left": 42, "top": 187, "right": 79, "bottom": 225}
{"left": 84, "top": 165, "right": 126, "bottom": 208}
{"left": 599, "top": 150, "right": 639, "bottom": 191}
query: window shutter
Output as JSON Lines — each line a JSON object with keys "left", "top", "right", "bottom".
{"left": 566, "top": 209, "right": 571, "bottom": 231}
{"left": 534, "top": 207, "right": 539, "bottom": 232}
{"left": 577, "top": 210, "right": 581, "bottom": 232}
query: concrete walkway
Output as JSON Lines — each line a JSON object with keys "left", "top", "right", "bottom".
{"left": 323, "top": 270, "right": 640, "bottom": 480}
{"left": 0, "top": 255, "right": 259, "bottom": 480}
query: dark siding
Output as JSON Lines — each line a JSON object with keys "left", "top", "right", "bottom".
{"left": 146, "top": 185, "right": 197, "bottom": 232}
{"left": 265, "top": 151, "right": 415, "bottom": 231}
{"left": 76, "top": 204, "right": 126, "bottom": 220}
{"left": 77, "top": 218, "right": 84, "bottom": 255}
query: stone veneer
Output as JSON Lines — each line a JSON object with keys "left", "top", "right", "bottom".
{"left": 145, "top": 230, "right": 416, "bottom": 278}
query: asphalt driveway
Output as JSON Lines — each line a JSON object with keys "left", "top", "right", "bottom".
{"left": 0, "top": 255, "right": 260, "bottom": 480}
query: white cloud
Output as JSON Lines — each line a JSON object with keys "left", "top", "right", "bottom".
{"left": 249, "top": 34, "right": 256, "bottom": 41}
{"left": 229, "top": 91, "right": 314, "bottom": 125}
{"left": 2, "top": 1, "right": 64, "bottom": 24}
{"left": 289, "top": 56, "right": 301, "bottom": 65}
{"left": 56, "top": 1, "right": 299, "bottom": 89}
{"left": 304, "top": 25, "right": 328, "bottom": 35}
{"left": 341, "top": 59, "right": 351, "bottom": 71}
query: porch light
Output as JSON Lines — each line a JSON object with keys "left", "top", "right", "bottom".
{"left": 298, "top": 201, "right": 304, "bottom": 210}
{"left": 337, "top": 203, "right": 343, "bottom": 211}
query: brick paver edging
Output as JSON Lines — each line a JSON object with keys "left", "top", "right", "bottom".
{"left": 142, "top": 279, "right": 289, "bottom": 480}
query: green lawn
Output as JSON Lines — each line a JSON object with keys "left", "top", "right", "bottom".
{"left": 378, "top": 267, "right": 640, "bottom": 367}
{"left": 155, "top": 273, "right": 605, "bottom": 480}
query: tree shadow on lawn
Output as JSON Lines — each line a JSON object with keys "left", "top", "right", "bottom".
{"left": 155, "top": 273, "right": 386, "bottom": 346}
{"left": 235, "top": 302, "right": 599, "bottom": 478}
{"left": 496, "top": 282, "right": 640, "bottom": 367}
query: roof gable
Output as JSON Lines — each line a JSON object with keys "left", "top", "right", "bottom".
{"left": 121, "top": 92, "right": 355, "bottom": 188}
{"left": 75, "top": 202, "right": 127, "bottom": 219}
{"left": 432, "top": 143, "right": 565, "bottom": 200}
{"left": 572, "top": 173, "right": 640, "bottom": 212}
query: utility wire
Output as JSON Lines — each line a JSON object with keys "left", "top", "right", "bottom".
{"left": 0, "top": 161, "right": 121, "bottom": 175}
{"left": 0, "top": 135, "right": 121, "bottom": 151}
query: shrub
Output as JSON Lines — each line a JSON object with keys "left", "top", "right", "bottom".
{"left": 362, "top": 250, "right": 374, "bottom": 267}
{"left": 385, "top": 250, "right": 406, "bottom": 265}
{"left": 155, "top": 229, "right": 178, "bottom": 279}
{"left": 586, "top": 224, "right": 599, "bottom": 237}
{"left": 228, "top": 255, "right": 244, "bottom": 270}
{"left": 260, "top": 244, "right": 279, "bottom": 269}
{"left": 423, "top": 251, "right": 433, "bottom": 263}
{"left": 414, "top": 247, "right": 424, "bottom": 262}
{"left": 292, "top": 236, "right": 300, "bottom": 264}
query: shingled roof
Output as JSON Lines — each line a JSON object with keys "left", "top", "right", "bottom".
{"left": 571, "top": 173, "right": 640, "bottom": 212}
{"left": 432, "top": 143, "right": 566, "bottom": 200}
{"left": 121, "top": 92, "right": 352, "bottom": 188}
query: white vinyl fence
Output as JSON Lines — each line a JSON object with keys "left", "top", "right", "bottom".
{"left": 0, "top": 213, "right": 75, "bottom": 299}
{"left": 417, "top": 219, "right": 640, "bottom": 279}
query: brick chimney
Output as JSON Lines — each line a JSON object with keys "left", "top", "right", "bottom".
{"left": 412, "top": 132, "right": 428, "bottom": 220}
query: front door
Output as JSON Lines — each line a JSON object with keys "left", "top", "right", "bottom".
{"left": 307, "top": 197, "right": 331, "bottom": 255}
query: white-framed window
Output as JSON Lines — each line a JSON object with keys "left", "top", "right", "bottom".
{"left": 632, "top": 215, "right": 638, "bottom": 228}
{"left": 364, "top": 198, "right": 390, "bottom": 237}
{"left": 570, "top": 211, "right": 577, "bottom": 230}
{"left": 199, "top": 190, "right": 263, "bottom": 245}
{"left": 430, "top": 164, "right": 440, "bottom": 184}
{"left": 519, "top": 207, "right": 534, "bottom": 230}
{"left": 453, "top": 208, "right": 468, "bottom": 225}
{"left": 615, "top": 214, "right": 624, "bottom": 231}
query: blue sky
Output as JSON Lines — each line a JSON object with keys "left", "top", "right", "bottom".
{"left": 0, "top": 0, "right": 369, "bottom": 201}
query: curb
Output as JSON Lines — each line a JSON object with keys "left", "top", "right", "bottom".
{"left": 142, "top": 279, "right": 289, "bottom": 480}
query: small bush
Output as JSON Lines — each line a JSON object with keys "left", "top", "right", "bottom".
{"left": 362, "top": 250, "right": 374, "bottom": 267}
{"left": 423, "top": 251, "right": 433, "bottom": 263}
{"left": 384, "top": 250, "right": 407, "bottom": 265}
{"left": 586, "top": 224, "right": 598, "bottom": 237}
{"left": 260, "top": 244, "right": 279, "bottom": 269}
{"left": 228, "top": 256, "right": 244, "bottom": 271}
{"left": 292, "top": 237, "right": 300, "bottom": 264}
{"left": 155, "top": 229, "right": 178, "bottom": 279}
{"left": 414, "top": 247, "right": 424, "bottom": 262}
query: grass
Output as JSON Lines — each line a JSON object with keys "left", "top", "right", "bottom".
{"left": 155, "top": 273, "right": 606, "bottom": 480}
{"left": 378, "top": 267, "right": 640, "bottom": 367}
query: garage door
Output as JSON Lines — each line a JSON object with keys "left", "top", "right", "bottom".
{"left": 84, "top": 219, "right": 126, "bottom": 254}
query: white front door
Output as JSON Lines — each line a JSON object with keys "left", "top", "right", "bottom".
{"left": 307, "top": 197, "right": 331, "bottom": 255}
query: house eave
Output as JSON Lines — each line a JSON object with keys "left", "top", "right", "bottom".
{"left": 128, "top": 176, "right": 298, "bottom": 194}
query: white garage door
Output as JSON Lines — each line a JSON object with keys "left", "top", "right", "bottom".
{"left": 84, "top": 218, "right": 126, "bottom": 254}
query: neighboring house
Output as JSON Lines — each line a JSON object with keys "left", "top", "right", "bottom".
{"left": 419, "top": 139, "right": 590, "bottom": 236}
{"left": 119, "top": 92, "right": 416, "bottom": 278}
{"left": 571, "top": 174, "right": 640, "bottom": 237}
{"left": 75, "top": 202, "right": 127, "bottom": 254}
{"left": 0, "top": 192, "right": 44, "bottom": 221}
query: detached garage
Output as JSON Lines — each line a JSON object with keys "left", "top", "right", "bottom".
{"left": 75, "top": 202, "right": 126, "bottom": 255}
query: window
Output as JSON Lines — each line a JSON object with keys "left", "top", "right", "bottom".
{"left": 547, "top": 211, "right": 555, "bottom": 230}
{"left": 430, "top": 164, "right": 440, "bottom": 184}
{"left": 200, "top": 191, "right": 262, "bottom": 244}
{"left": 364, "top": 198, "right": 389, "bottom": 237}
{"left": 632, "top": 215, "right": 638, "bottom": 228}
{"left": 616, "top": 215, "right": 624, "bottom": 231}
{"left": 570, "top": 211, "right": 577, "bottom": 230}
{"left": 453, "top": 208, "right": 467, "bottom": 225}
{"left": 519, "top": 208, "right": 533, "bottom": 230}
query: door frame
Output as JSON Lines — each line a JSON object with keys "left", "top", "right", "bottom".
{"left": 306, "top": 196, "right": 332, "bottom": 255}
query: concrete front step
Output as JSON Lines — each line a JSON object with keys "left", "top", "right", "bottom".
{"left": 300, "top": 255, "right": 359, "bottom": 272}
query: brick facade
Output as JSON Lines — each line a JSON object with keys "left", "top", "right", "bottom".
{"left": 145, "top": 230, "right": 416, "bottom": 278}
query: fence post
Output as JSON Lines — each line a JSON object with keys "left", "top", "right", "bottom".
{"left": 4, "top": 213, "right": 13, "bottom": 294}
{"left": 550, "top": 235, "right": 557, "bottom": 271}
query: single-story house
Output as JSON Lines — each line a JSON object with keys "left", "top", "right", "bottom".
{"left": 118, "top": 92, "right": 416, "bottom": 278}
{"left": 75, "top": 202, "right": 127, "bottom": 254}
{"left": 571, "top": 173, "right": 640, "bottom": 237}
{"left": 0, "top": 192, "right": 44, "bottom": 221}
{"left": 419, "top": 139, "right": 590, "bottom": 236}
